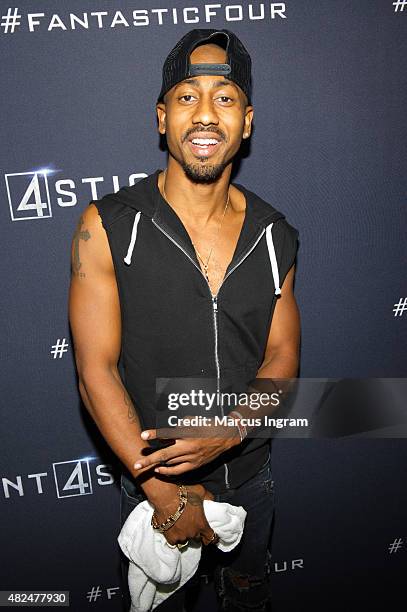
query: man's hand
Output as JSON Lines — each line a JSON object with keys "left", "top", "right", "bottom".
{"left": 134, "top": 417, "right": 241, "bottom": 476}
{"left": 151, "top": 483, "right": 217, "bottom": 546}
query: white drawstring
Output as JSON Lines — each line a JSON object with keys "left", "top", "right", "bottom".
{"left": 265, "top": 223, "right": 282, "bottom": 296}
{"left": 123, "top": 211, "right": 142, "bottom": 265}
{"left": 123, "top": 213, "right": 280, "bottom": 295}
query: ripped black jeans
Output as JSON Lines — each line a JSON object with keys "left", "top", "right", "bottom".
{"left": 120, "top": 451, "right": 275, "bottom": 612}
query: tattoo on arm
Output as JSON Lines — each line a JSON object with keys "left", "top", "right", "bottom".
{"left": 186, "top": 491, "right": 203, "bottom": 507}
{"left": 123, "top": 389, "right": 138, "bottom": 423}
{"left": 72, "top": 215, "right": 90, "bottom": 278}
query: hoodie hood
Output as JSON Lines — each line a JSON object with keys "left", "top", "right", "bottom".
{"left": 104, "top": 169, "right": 287, "bottom": 296}
{"left": 115, "top": 168, "right": 285, "bottom": 224}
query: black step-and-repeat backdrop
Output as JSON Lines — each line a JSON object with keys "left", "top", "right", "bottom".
{"left": 1, "top": 1, "right": 406, "bottom": 610}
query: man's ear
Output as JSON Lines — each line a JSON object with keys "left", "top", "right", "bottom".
{"left": 243, "top": 106, "right": 254, "bottom": 139}
{"left": 156, "top": 103, "right": 166, "bottom": 134}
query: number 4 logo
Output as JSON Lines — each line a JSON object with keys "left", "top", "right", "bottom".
{"left": 5, "top": 171, "right": 52, "bottom": 221}
{"left": 53, "top": 459, "right": 93, "bottom": 498}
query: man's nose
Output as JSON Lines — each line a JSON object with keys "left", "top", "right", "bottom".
{"left": 191, "top": 93, "right": 219, "bottom": 125}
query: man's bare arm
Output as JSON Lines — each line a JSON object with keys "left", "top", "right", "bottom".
{"left": 258, "top": 262, "right": 300, "bottom": 378}
{"left": 68, "top": 204, "right": 216, "bottom": 544}
{"left": 229, "top": 263, "right": 300, "bottom": 429}
{"left": 69, "top": 205, "right": 163, "bottom": 495}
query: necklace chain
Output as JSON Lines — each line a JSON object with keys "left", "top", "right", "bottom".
{"left": 161, "top": 169, "right": 230, "bottom": 285}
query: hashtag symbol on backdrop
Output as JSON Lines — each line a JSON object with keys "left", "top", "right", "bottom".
{"left": 50, "top": 338, "right": 69, "bottom": 359}
{"left": 393, "top": 0, "right": 407, "bottom": 11}
{"left": 388, "top": 538, "right": 403, "bottom": 553}
{"left": 393, "top": 297, "right": 407, "bottom": 317}
{"left": 86, "top": 586, "right": 102, "bottom": 602}
{"left": 0, "top": 7, "right": 21, "bottom": 33}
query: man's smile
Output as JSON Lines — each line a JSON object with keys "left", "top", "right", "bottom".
{"left": 184, "top": 129, "right": 224, "bottom": 157}
{"left": 187, "top": 138, "right": 223, "bottom": 157}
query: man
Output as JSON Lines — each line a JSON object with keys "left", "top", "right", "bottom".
{"left": 69, "top": 28, "right": 300, "bottom": 611}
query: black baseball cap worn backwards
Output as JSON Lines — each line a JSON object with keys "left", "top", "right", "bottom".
{"left": 157, "top": 28, "right": 252, "bottom": 105}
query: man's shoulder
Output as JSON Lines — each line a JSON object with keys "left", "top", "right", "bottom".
{"left": 235, "top": 180, "right": 299, "bottom": 239}
{"left": 90, "top": 172, "right": 157, "bottom": 231}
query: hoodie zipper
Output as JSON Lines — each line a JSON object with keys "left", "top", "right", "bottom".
{"left": 151, "top": 217, "right": 268, "bottom": 489}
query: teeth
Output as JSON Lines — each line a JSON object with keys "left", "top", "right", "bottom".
{"left": 191, "top": 138, "right": 219, "bottom": 145}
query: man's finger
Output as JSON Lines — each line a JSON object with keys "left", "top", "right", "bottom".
{"left": 142, "top": 425, "right": 197, "bottom": 439}
{"left": 200, "top": 524, "right": 219, "bottom": 546}
{"left": 153, "top": 461, "right": 195, "bottom": 475}
{"left": 141, "top": 427, "right": 174, "bottom": 440}
{"left": 154, "top": 453, "right": 196, "bottom": 466}
{"left": 134, "top": 447, "right": 175, "bottom": 470}
{"left": 134, "top": 443, "right": 191, "bottom": 470}
{"left": 140, "top": 418, "right": 228, "bottom": 440}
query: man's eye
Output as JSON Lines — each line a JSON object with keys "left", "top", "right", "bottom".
{"left": 178, "top": 95, "right": 233, "bottom": 103}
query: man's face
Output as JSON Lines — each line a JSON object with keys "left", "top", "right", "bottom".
{"left": 156, "top": 43, "right": 253, "bottom": 183}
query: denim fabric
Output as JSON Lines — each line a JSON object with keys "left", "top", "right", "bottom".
{"left": 119, "top": 450, "right": 275, "bottom": 612}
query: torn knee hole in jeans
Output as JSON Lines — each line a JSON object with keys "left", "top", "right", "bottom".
{"left": 219, "top": 565, "right": 268, "bottom": 592}
{"left": 215, "top": 551, "right": 273, "bottom": 609}
{"left": 219, "top": 548, "right": 272, "bottom": 591}
{"left": 216, "top": 568, "right": 272, "bottom": 611}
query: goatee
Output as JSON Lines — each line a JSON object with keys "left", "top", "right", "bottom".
{"left": 181, "top": 160, "right": 228, "bottom": 184}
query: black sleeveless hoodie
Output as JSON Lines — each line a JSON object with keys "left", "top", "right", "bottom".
{"left": 93, "top": 169, "right": 299, "bottom": 494}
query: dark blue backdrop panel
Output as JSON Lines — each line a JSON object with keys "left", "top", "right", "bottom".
{"left": 1, "top": 1, "right": 406, "bottom": 610}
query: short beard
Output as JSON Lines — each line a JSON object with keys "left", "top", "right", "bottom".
{"left": 181, "top": 159, "right": 228, "bottom": 184}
